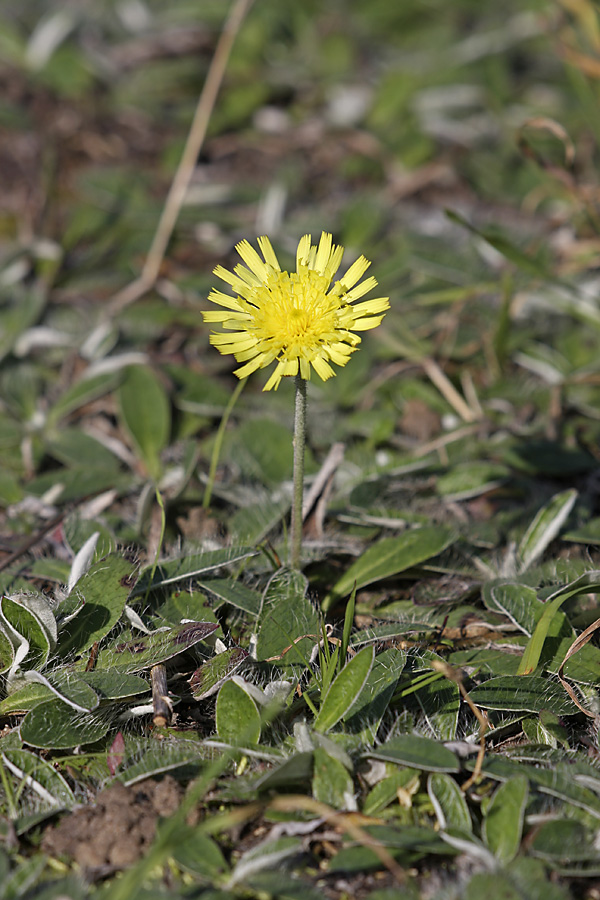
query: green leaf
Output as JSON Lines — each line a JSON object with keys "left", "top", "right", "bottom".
{"left": 229, "top": 836, "right": 303, "bottom": 887}
{"left": 216, "top": 678, "right": 261, "bottom": 746}
{"left": 345, "top": 647, "right": 406, "bottom": 740}
{"left": 255, "top": 569, "right": 318, "bottom": 664}
{"left": 58, "top": 555, "right": 138, "bottom": 657}
{"left": 312, "top": 747, "right": 354, "bottom": 809}
{"left": 96, "top": 621, "right": 219, "bottom": 674}
{"left": 482, "top": 581, "right": 538, "bottom": 635}
{"left": 78, "top": 671, "right": 149, "bottom": 700}
{"left": 132, "top": 547, "right": 256, "bottom": 596}
{"left": 437, "top": 462, "right": 510, "bottom": 501}
{"left": 324, "top": 526, "right": 455, "bottom": 609}
{"left": 47, "top": 371, "right": 122, "bottom": 425}
{"left": 465, "top": 858, "right": 571, "bottom": 900}
{"left": 1, "top": 747, "right": 76, "bottom": 809}
{"left": 189, "top": 647, "right": 249, "bottom": 700}
{"left": 120, "top": 738, "right": 206, "bottom": 785}
{"left": 367, "top": 735, "right": 459, "bottom": 773}
{"left": 227, "top": 417, "right": 294, "bottom": 486}
{"left": 314, "top": 645, "right": 374, "bottom": 733}
{"left": 255, "top": 752, "right": 314, "bottom": 792}
{"left": 411, "top": 669, "right": 460, "bottom": 741}
{"left": 482, "top": 775, "right": 528, "bottom": 862}
{"left": 24, "top": 671, "right": 99, "bottom": 712}
{"left": 20, "top": 700, "right": 109, "bottom": 749}
{"left": 170, "top": 827, "right": 229, "bottom": 879}
{"left": 0, "top": 681, "right": 49, "bottom": 715}
{"left": 1, "top": 593, "right": 55, "bottom": 668}
{"left": 363, "top": 769, "right": 420, "bottom": 817}
{"left": 474, "top": 756, "right": 600, "bottom": 819}
{"left": 428, "top": 773, "right": 472, "bottom": 833}
{"left": 518, "top": 489, "right": 578, "bottom": 573}
{"left": 529, "top": 819, "right": 594, "bottom": 863}
{"left": 46, "top": 428, "right": 121, "bottom": 470}
{"left": 118, "top": 365, "right": 171, "bottom": 480}
{"left": 446, "top": 209, "right": 553, "bottom": 279}
{"left": 199, "top": 578, "right": 262, "bottom": 616}
{"left": 469, "top": 675, "right": 578, "bottom": 715}
{"left": 0, "top": 288, "right": 45, "bottom": 363}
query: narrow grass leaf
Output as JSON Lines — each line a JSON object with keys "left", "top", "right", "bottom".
{"left": 518, "top": 571, "right": 600, "bottom": 675}
{"left": 314, "top": 645, "right": 374, "bottom": 733}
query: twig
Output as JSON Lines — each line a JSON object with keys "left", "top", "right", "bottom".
{"left": 421, "top": 357, "right": 478, "bottom": 423}
{"left": 430, "top": 660, "right": 488, "bottom": 791}
{"left": 151, "top": 664, "right": 173, "bottom": 727}
{"left": 108, "top": 0, "right": 254, "bottom": 316}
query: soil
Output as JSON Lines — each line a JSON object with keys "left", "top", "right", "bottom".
{"left": 41, "top": 777, "right": 183, "bottom": 872}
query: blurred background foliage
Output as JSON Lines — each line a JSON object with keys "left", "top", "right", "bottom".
{"left": 1, "top": 0, "right": 600, "bottom": 558}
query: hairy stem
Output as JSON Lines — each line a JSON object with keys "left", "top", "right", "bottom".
{"left": 290, "top": 374, "right": 307, "bottom": 569}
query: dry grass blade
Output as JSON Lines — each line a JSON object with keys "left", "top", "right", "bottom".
{"left": 108, "top": 0, "right": 255, "bottom": 315}
{"left": 421, "top": 357, "right": 478, "bottom": 423}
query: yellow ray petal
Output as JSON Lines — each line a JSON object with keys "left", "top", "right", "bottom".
{"left": 257, "top": 236, "right": 281, "bottom": 271}
{"left": 236, "top": 240, "right": 270, "bottom": 280}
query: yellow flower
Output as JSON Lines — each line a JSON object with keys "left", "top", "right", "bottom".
{"left": 202, "top": 232, "right": 389, "bottom": 391}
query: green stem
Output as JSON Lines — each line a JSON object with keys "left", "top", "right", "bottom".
{"left": 144, "top": 486, "right": 166, "bottom": 605}
{"left": 290, "top": 374, "right": 307, "bottom": 569}
{"left": 203, "top": 377, "right": 246, "bottom": 509}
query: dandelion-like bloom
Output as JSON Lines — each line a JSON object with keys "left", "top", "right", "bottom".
{"left": 202, "top": 232, "right": 390, "bottom": 391}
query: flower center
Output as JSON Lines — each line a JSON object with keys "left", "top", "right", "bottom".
{"left": 250, "top": 270, "right": 338, "bottom": 348}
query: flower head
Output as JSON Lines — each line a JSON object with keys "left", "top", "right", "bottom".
{"left": 202, "top": 232, "right": 389, "bottom": 390}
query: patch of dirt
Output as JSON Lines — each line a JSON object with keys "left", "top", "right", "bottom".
{"left": 41, "top": 776, "right": 182, "bottom": 871}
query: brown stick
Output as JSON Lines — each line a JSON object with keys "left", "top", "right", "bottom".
{"left": 151, "top": 664, "right": 173, "bottom": 727}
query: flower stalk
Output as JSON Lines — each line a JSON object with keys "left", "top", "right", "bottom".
{"left": 291, "top": 374, "right": 307, "bottom": 569}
